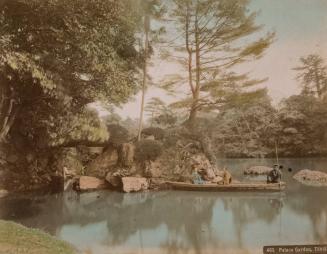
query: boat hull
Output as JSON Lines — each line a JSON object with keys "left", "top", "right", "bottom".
{"left": 166, "top": 181, "right": 286, "bottom": 192}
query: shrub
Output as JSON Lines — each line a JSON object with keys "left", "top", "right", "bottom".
{"left": 141, "top": 127, "right": 165, "bottom": 140}
{"left": 106, "top": 124, "right": 129, "bottom": 146}
{"left": 135, "top": 140, "right": 163, "bottom": 162}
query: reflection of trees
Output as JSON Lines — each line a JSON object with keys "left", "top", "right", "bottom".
{"left": 221, "top": 194, "right": 283, "bottom": 248}
{"left": 105, "top": 192, "right": 216, "bottom": 254}
{"left": 287, "top": 188, "right": 327, "bottom": 242}
{"left": 0, "top": 191, "right": 290, "bottom": 254}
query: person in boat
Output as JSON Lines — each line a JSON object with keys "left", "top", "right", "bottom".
{"left": 267, "top": 164, "right": 282, "bottom": 183}
{"left": 222, "top": 168, "right": 232, "bottom": 185}
{"left": 192, "top": 170, "right": 204, "bottom": 184}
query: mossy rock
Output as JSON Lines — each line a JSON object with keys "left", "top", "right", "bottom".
{"left": 0, "top": 220, "right": 76, "bottom": 254}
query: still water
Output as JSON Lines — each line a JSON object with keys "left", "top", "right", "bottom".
{"left": 0, "top": 158, "right": 327, "bottom": 254}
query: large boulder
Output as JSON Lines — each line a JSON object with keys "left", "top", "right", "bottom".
{"left": 86, "top": 146, "right": 118, "bottom": 177}
{"left": 78, "top": 176, "right": 109, "bottom": 191}
{"left": 293, "top": 169, "right": 327, "bottom": 187}
{"left": 244, "top": 166, "right": 272, "bottom": 175}
{"left": 121, "top": 177, "right": 149, "bottom": 193}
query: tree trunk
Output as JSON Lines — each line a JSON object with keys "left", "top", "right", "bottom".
{"left": 137, "top": 15, "right": 150, "bottom": 141}
{"left": 188, "top": 2, "right": 200, "bottom": 125}
{"left": 0, "top": 79, "right": 16, "bottom": 142}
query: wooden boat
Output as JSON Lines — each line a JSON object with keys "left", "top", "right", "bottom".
{"left": 166, "top": 181, "right": 286, "bottom": 192}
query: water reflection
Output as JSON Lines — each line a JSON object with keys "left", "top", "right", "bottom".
{"left": 0, "top": 158, "right": 327, "bottom": 254}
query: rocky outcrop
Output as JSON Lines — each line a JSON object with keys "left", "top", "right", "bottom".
{"left": 244, "top": 166, "right": 272, "bottom": 175}
{"left": 78, "top": 176, "right": 109, "bottom": 191}
{"left": 121, "top": 177, "right": 149, "bottom": 193}
{"left": 191, "top": 154, "right": 216, "bottom": 180}
{"left": 86, "top": 146, "right": 118, "bottom": 177}
{"left": 119, "top": 143, "right": 135, "bottom": 167}
{"left": 293, "top": 169, "right": 327, "bottom": 187}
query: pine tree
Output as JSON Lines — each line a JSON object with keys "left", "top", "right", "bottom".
{"left": 161, "top": 0, "right": 274, "bottom": 125}
{"left": 293, "top": 54, "right": 327, "bottom": 100}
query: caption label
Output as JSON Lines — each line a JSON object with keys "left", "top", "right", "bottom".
{"left": 263, "top": 245, "right": 327, "bottom": 254}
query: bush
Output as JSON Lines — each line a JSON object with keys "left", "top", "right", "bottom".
{"left": 106, "top": 124, "right": 129, "bottom": 146}
{"left": 135, "top": 140, "right": 163, "bottom": 162}
{"left": 141, "top": 127, "right": 165, "bottom": 140}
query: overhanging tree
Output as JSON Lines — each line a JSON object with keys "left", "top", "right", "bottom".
{"left": 0, "top": 0, "right": 142, "bottom": 147}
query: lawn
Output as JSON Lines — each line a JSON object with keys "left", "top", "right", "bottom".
{"left": 0, "top": 220, "right": 76, "bottom": 254}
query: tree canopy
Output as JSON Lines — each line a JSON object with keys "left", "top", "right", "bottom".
{"left": 0, "top": 0, "right": 142, "bottom": 147}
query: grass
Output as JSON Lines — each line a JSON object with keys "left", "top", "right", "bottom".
{"left": 0, "top": 220, "right": 76, "bottom": 254}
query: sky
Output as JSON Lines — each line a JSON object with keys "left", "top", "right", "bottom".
{"left": 109, "top": 0, "right": 327, "bottom": 119}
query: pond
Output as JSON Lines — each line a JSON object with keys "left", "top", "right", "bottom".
{"left": 0, "top": 158, "right": 327, "bottom": 254}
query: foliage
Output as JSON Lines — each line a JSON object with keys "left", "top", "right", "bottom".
{"left": 134, "top": 0, "right": 166, "bottom": 140}
{"left": 161, "top": 0, "right": 274, "bottom": 123}
{"left": 145, "top": 97, "right": 178, "bottom": 127}
{"left": 135, "top": 139, "right": 163, "bottom": 161}
{"left": 142, "top": 127, "right": 165, "bottom": 140}
{"left": 293, "top": 54, "right": 327, "bottom": 99}
{"left": 277, "top": 94, "right": 327, "bottom": 156}
{"left": 106, "top": 124, "right": 130, "bottom": 146}
{"left": 0, "top": 0, "right": 142, "bottom": 147}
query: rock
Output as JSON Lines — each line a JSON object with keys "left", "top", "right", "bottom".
{"left": 119, "top": 143, "right": 135, "bottom": 167}
{"left": 0, "top": 189, "right": 9, "bottom": 198}
{"left": 293, "top": 169, "right": 327, "bottom": 187}
{"left": 78, "top": 176, "right": 109, "bottom": 191}
{"left": 244, "top": 166, "right": 272, "bottom": 175}
{"left": 121, "top": 177, "right": 149, "bottom": 193}
{"left": 105, "top": 172, "right": 122, "bottom": 188}
{"left": 105, "top": 167, "right": 136, "bottom": 188}
{"left": 191, "top": 154, "right": 215, "bottom": 180}
{"left": 86, "top": 146, "right": 118, "bottom": 177}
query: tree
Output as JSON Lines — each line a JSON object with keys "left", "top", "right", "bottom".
{"left": 145, "top": 97, "right": 178, "bottom": 127}
{"left": 0, "top": 0, "right": 142, "bottom": 147}
{"left": 162, "top": 0, "right": 274, "bottom": 125}
{"left": 135, "top": 0, "right": 166, "bottom": 140}
{"left": 145, "top": 97, "right": 166, "bottom": 125}
{"left": 294, "top": 54, "right": 327, "bottom": 99}
{"left": 278, "top": 94, "right": 327, "bottom": 156}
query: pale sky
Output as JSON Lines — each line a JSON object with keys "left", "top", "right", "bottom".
{"left": 109, "top": 0, "right": 327, "bottom": 119}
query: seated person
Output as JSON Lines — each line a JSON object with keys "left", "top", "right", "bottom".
{"left": 223, "top": 168, "right": 232, "bottom": 185}
{"left": 267, "top": 164, "right": 282, "bottom": 183}
{"left": 192, "top": 170, "right": 204, "bottom": 184}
